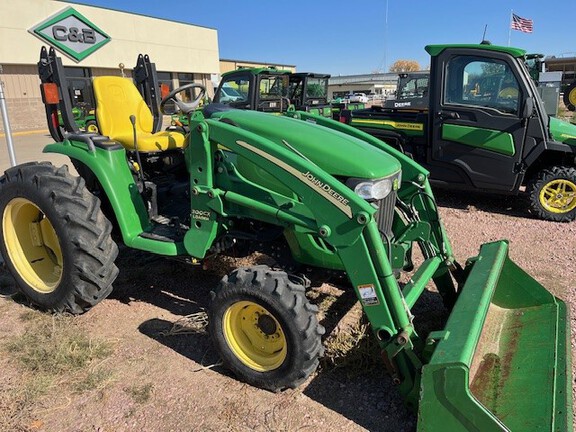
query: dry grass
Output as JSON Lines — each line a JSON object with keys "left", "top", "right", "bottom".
{"left": 6, "top": 312, "right": 113, "bottom": 376}
{"left": 321, "top": 317, "right": 382, "bottom": 375}
{"left": 125, "top": 383, "right": 154, "bottom": 404}
{"left": 0, "top": 310, "right": 115, "bottom": 430}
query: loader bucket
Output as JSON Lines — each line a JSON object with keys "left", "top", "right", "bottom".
{"left": 418, "top": 241, "right": 572, "bottom": 432}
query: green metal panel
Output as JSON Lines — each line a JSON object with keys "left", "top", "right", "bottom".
{"left": 210, "top": 109, "right": 402, "bottom": 179}
{"left": 43, "top": 141, "right": 184, "bottom": 256}
{"left": 549, "top": 116, "right": 576, "bottom": 147}
{"left": 425, "top": 44, "right": 526, "bottom": 58}
{"left": 441, "top": 124, "right": 515, "bottom": 156}
{"left": 349, "top": 117, "right": 425, "bottom": 138}
{"left": 418, "top": 241, "right": 572, "bottom": 431}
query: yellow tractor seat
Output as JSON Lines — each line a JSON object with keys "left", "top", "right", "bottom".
{"left": 92, "top": 76, "right": 185, "bottom": 152}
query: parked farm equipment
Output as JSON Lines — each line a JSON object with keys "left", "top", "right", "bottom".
{"left": 341, "top": 43, "right": 576, "bottom": 221}
{"left": 0, "top": 47, "right": 571, "bottom": 431}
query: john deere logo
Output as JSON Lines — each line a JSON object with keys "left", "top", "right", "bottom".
{"left": 29, "top": 7, "right": 110, "bottom": 62}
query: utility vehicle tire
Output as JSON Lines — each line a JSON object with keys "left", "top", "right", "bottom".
{"left": 563, "top": 81, "right": 576, "bottom": 111}
{"left": 209, "top": 266, "right": 325, "bottom": 391}
{"left": 527, "top": 166, "right": 576, "bottom": 222}
{"left": 0, "top": 162, "right": 119, "bottom": 313}
{"left": 85, "top": 120, "right": 99, "bottom": 134}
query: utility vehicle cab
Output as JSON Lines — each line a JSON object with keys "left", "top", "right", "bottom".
{"left": 213, "top": 67, "right": 291, "bottom": 112}
{"left": 288, "top": 72, "right": 332, "bottom": 115}
{"left": 344, "top": 43, "right": 576, "bottom": 221}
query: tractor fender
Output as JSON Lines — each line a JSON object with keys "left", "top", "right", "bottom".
{"left": 43, "top": 140, "right": 152, "bottom": 245}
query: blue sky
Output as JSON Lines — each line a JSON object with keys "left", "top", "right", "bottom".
{"left": 72, "top": 0, "right": 576, "bottom": 75}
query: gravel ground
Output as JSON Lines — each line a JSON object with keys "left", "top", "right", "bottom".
{"left": 0, "top": 187, "right": 574, "bottom": 432}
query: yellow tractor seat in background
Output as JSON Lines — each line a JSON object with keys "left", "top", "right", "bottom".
{"left": 92, "top": 76, "right": 185, "bottom": 152}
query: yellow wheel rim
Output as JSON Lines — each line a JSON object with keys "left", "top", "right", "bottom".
{"left": 539, "top": 179, "right": 576, "bottom": 214}
{"left": 2, "top": 198, "right": 63, "bottom": 293}
{"left": 569, "top": 88, "right": 576, "bottom": 107}
{"left": 86, "top": 123, "right": 99, "bottom": 133}
{"left": 223, "top": 301, "right": 287, "bottom": 372}
{"left": 498, "top": 87, "right": 519, "bottom": 99}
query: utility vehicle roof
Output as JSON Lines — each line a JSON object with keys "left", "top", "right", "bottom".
{"left": 290, "top": 72, "right": 331, "bottom": 79}
{"left": 425, "top": 44, "right": 526, "bottom": 58}
{"left": 222, "top": 67, "right": 291, "bottom": 78}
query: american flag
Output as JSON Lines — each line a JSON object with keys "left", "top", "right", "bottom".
{"left": 511, "top": 13, "right": 533, "bottom": 33}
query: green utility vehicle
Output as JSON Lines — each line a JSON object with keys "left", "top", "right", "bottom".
{"left": 214, "top": 66, "right": 292, "bottom": 112}
{"left": 0, "top": 47, "right": 571, "bottom": 431}
{"left": 288, "top": 72, "right": 332, "bottom": 116}
{"left": 383, "top": 72, "right": 430, "bottom": 110}
{"left": 341, "top": 44, "right": 576, "bottom": 221}
{"left": 214, "top": 68, "right": 364, "bottom": 118}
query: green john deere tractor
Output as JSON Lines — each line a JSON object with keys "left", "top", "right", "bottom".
{"left": 0, "top": 47, "right": 571, "bottom": 431}
{"left": 57, "top": 102, "right": 99, "bottom": 133}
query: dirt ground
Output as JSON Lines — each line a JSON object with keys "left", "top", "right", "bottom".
{"left": 0, "top": 188, "right": 574, "bottom": 432}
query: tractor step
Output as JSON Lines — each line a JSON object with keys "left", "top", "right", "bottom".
{"left": 139, "top": 216, "right": 188, "bottom": 243}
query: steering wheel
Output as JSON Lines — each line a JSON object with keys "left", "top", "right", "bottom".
{"left": 160, "top": 83, "right": 206, "bottom": 115}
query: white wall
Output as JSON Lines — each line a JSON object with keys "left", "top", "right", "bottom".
{"left": 0, "top": 0, "right": 219, "bottom": 74}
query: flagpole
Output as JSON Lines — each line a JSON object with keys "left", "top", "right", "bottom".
{"left": 508, "top": 9, "right": 513, "bottom": 46}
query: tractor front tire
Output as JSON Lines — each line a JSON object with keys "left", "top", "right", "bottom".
{"left": 0, "top": 162, "right": 119, "bottom": 313}
{"left": 527, "top": 166, "right": 576, "bottom": 222}
{"left": 563, "top": 81, "right": 576, "bottom": 111}
{"left": 209, "top": 266, "right": 325, "bottom": 391}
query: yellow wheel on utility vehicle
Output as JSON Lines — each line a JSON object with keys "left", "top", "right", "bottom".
{"left": 528, "top": 166, "right": 576, "bottom": 222}
{"left": 223, "top": 301, "right": 287, "bottom": 372}
{"left": 539, "top": 179, "right": 576, "bottom": 214}
{"left": 209, "top": 266, "right": 325, "bottom": 391}
{"left": 563, "top": 81, "right": 576, "bottom": 111}
{"left": 2, "top": 197, "right": 63, "bottom": 293}
{"left": 569, "top": 87, "right": 576, "bottom": 107}
{"left": 0, "top": 162, "right": 119, "bottom": 313}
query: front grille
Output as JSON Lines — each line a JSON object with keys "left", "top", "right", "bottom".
{"left": 374, "top": 190, "right": 397, "bottom": 238}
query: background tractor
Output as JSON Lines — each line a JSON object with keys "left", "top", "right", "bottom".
{"left": 0, "top": 47, "right": 571, "bottom": 431}
{"left": 213, "top": 68, "right": 365, "bottom": 119}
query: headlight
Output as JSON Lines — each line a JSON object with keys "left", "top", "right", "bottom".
{"left": 346, "top": 172, "right": 401, "bottom": 200}
{"left": 355, "top": 179, "right": 392, "bottom": 200}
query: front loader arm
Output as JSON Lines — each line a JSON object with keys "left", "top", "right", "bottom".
{"left": 186, "top": 114, "right": 419, "bottom": 350}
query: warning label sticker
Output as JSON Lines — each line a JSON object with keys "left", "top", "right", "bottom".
{"left": 358, "top": 284, "right": 380, "bottom": 306}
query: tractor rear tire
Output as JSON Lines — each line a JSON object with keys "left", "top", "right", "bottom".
{"left": 563, "top": 81, "right": 576, "bottom": 111}
{"left": 0, "top": 162, "right": 119, "bottom": 313}
{"left": 209, "top": 266, "right": 325, "bottom": 391}
{"left": 527, "top": 166, "right": 576, "bottom": 222}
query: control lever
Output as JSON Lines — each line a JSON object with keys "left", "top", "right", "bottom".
{"left": 129, "top": 115, "right": 146, "bottom": 191}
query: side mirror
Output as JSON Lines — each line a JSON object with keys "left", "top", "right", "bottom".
{"left": 522, "top": 96, "right": 534, "bottom": 119}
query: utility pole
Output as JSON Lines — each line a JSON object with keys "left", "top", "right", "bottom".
{"left": 0, "top": 65, "right": 17, "bottom": 167}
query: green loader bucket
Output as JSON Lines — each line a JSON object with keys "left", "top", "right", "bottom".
{"left": 418, "top": 241, "right": 572, "bottom": 432}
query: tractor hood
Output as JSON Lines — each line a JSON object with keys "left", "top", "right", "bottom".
{"left": 209, "top": 109, "right": 401, "bottom": 179}
{"left": 549, "top": 116, "right": 576, "bottom": 147}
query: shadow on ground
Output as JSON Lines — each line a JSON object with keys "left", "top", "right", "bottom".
{"left": 125, "top": 246, "right": 448, "bottom": 432}
{"left": 433, "top": 188, "right": 531, "bottom": 219}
